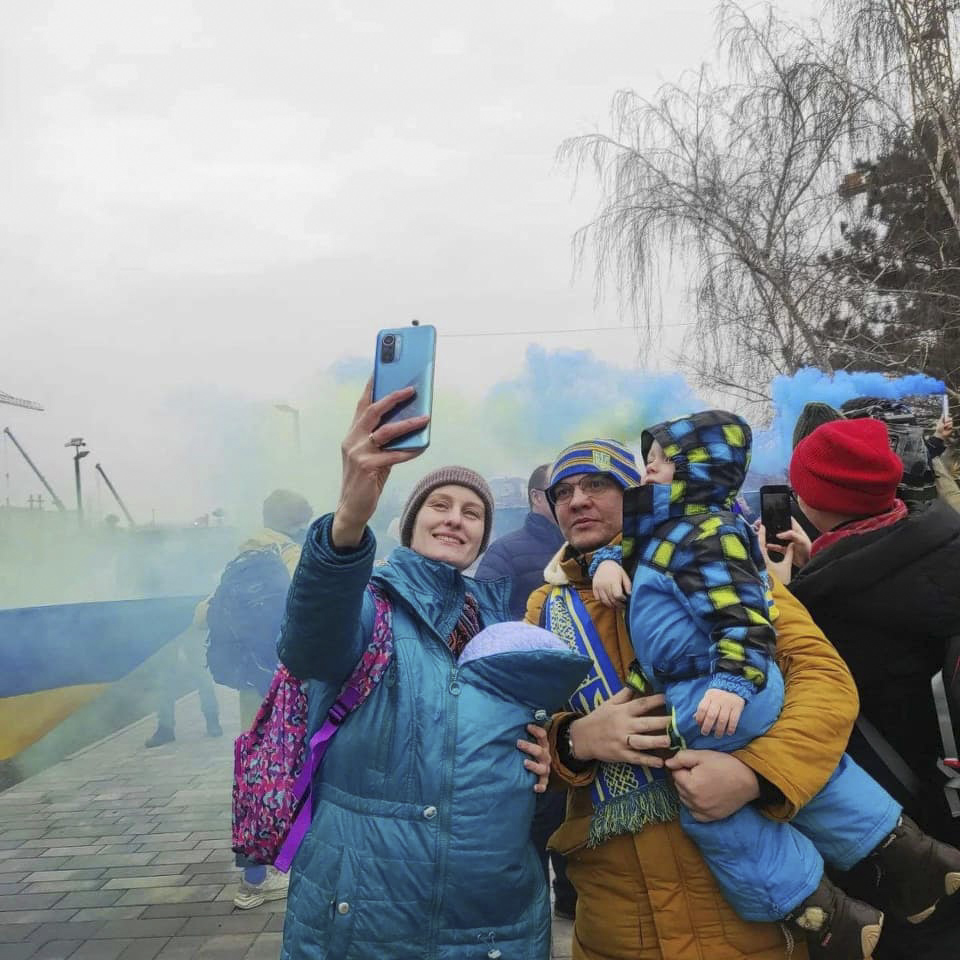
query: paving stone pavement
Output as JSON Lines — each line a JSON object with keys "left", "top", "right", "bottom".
{"left": 0, "top": 690, "right": 574, "bottom": 959}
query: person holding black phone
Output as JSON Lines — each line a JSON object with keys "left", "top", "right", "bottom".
{"left": 762, "top": 417, "right": 960, "bottom": 960}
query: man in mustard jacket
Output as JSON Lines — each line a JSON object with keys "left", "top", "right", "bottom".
{"left": 527, "top": 439, "right": 860, "bottom": 960}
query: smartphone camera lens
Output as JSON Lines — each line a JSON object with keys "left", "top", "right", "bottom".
{"left": 380, "top": 334, "right": 396, "bottom": 363}
{"left": 383, "top": 335, "right": 395, "bottom": 346}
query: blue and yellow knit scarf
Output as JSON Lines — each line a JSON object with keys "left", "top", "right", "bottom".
{"left": 544, "top": 586, "right": 679, "bottom": 847}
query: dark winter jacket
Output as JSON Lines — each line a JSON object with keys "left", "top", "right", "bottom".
{"left": 790, "top": 499, "right": 960, "bottom": 846}
{"left": 475, "top": 512, "right": 565, "bottom": 620}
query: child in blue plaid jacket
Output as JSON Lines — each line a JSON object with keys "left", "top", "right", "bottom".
{"left": 589, "top": 410, "right": 960, "bottom": 960}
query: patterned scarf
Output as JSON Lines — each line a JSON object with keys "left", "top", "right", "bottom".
{"left": 446, "top": 593, "right": 481, "bottom": 658}
{"left": 544, "top": 587, "right": 679, "bottom": 847}
{"left": 811, "top": 499, "right": 908, "bottom": 558}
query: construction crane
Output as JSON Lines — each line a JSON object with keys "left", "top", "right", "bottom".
{"left": 894, "top": 0, "right": 960, "bottom": 233}
{"left": 840, "top": 1, "right": 960, "bottom": 212}
{"left": 95, "top": 463, "right": 136, "bottom": 527}
{"left": 0, "top": 390, "right": 43, "bottom": 412}
{"left": 2, "top": 427, "right": 66, "bottom": 511}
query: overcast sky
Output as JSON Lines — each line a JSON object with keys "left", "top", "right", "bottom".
{"left": 1, "top": 0, "right": 816, "bottom": 522}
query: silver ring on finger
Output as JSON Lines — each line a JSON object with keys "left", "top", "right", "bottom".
{"left": 368, "top": 431, "right": 381, "bottom": 448}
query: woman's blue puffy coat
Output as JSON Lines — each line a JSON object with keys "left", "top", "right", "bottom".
{"left": 277, "top": 515, "right": 589, "bottom": 960}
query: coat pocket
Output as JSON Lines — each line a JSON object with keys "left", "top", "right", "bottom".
{"left": 286, "top": 843, "right": 354, "bottom": 959}
{"left": 325, "top": 846, "right": 358, "bottom": 959}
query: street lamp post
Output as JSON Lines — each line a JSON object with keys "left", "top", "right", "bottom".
{"left": 64, "top": 437, "right": 89, "bottom": 524}
{"left": 274, "top": 404, "right": 301, "bottom": 457}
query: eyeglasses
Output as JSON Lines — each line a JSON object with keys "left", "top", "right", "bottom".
{"left": 548, "top": 474, "right": 618, "bottom": 505}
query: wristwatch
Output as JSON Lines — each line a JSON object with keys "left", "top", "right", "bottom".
{"left": 558, "top": 717, "right": 590, "bottom": 772}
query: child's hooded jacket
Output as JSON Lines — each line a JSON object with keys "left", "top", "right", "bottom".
{"left": 619, "top": 412, "right": 778, "bottom": 741}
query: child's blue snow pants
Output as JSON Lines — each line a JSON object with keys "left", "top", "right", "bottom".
{"left": 667, "top": 665, "right": 901, "bottom": 921}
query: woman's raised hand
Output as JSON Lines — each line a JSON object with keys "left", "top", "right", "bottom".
{"left": 331, "top": 379, "right": 430, "bottom": 549}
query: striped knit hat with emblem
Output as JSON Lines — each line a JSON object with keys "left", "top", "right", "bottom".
{"left": 548, "top": 439, "right": 642, "bottom": 495}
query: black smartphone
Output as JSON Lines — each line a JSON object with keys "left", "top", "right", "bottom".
{"left": 372, "top": 323, "right": 436, "bottom": 451}
{"left": 760, "top": 485, "right": 793, "bottom": 545}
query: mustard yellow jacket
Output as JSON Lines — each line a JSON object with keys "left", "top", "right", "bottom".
{"left": 526, "top": 541, "right": 859, "bottom": 960}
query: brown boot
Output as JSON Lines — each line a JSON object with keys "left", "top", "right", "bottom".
{"left": 785, "top": 875, "right": 883, "bottom": 960}
{"left": 869, "top": 814, "right": 960, "bottom": 923}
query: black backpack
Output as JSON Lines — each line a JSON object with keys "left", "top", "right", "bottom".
{"left": 206, "top": 546, "right": 292, "bottom": 693}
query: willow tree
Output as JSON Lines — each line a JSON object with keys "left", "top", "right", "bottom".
{"left": 561, "top": 3, "right": 869, "bottom": 402}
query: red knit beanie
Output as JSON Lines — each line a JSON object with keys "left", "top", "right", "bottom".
{"left": 790, "top": 419, "right": 903, "bottom": 516}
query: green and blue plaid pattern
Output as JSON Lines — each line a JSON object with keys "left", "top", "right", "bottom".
{"left": 621, "top": 411, "right": 777, "bottom": 698}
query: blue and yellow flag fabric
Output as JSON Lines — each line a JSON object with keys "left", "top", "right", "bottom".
{"left": 0, "top": 596, "right": 203, "bottom": 760}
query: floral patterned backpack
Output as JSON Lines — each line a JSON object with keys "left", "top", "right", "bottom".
{"left": 232, "top": 584, "right": 393, "bottom": 872}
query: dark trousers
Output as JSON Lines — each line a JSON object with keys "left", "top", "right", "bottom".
{"left": 530, "top": 789, "right": 576, "bottom": 913}
{"left": 156, "top": 631, "right": 220, "bottom": 731}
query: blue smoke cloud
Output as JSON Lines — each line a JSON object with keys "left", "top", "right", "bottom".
{"left": 487, "top": 346, "right": 703, "bottom": 455}
{"left": 750, "top": 368, "right": 947, "bottom": 477}
{"left": 315, "top": 350, "right": 946, "bottom": 489}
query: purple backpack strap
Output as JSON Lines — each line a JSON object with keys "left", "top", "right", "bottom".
{"left": 274, "top": 583, "right": 393, "bottom": 871}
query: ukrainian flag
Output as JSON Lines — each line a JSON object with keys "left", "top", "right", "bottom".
{"left": 0, "top": 596, "right": 203, "bottom": 760}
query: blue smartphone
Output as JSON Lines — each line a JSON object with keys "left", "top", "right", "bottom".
{"left": 372, "top": 323, "right": 436, "bottom": 451}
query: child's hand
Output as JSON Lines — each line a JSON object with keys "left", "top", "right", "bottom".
{"left": 694, "top": 688, "right": 745, "bottom": 737}
{"left": 593, "top": 560, "right": 632, "bottom": 608}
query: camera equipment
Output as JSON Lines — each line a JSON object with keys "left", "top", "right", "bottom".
{"left": 840, "top": 397, "right": 936, "bottom": 507}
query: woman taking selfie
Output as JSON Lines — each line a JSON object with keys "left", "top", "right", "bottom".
{"left": 277, "top": 382, "right": 556, "bottom": 960}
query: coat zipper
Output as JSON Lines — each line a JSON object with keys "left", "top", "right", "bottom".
{"left": 426, "top": 661, "right": 459, "bottom": 959}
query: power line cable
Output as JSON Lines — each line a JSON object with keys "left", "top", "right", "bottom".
{"left": 438, "top": 322, "right": 696, "bottom": 339}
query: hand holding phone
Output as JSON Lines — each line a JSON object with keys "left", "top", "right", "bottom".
{"left": 372, "top": 324, "right": 436, "bottom": 451}
{"left": 331, "top": 379, "right": 431, "bottom": 550}
{"left": 760, "top": 485, "right": 793, "bottom": 550}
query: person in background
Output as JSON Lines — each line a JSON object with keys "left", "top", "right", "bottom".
{"left": 926, "top": 408, "right": 960, "bottom": 512}
{"left": 192, "top": 488, "right": 313, "bottom": 911}
{"left": 144, "top": 633, "right": 222, "bottom": 749}
{"left": 792, "top": 402, "right": 845, "bottom": 451}
{"left": 476, "top": 463, "right": 575, "bottom": 920}
{"left": 765, "top": 418, "right": 960, "bottom": 960}
{"left": 477, "top": 464, "right": 565, "bottom": 619}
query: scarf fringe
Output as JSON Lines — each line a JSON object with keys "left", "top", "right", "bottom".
{"left": 587, "top": 778, "right": 681, "bottom": 848}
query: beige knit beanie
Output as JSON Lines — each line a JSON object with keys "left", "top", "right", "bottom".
{"left": 262, "top": 489, "right": 313, "bottom": 537}
{"left": 399, "top": 466, "right": 495, "bottom": 553}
